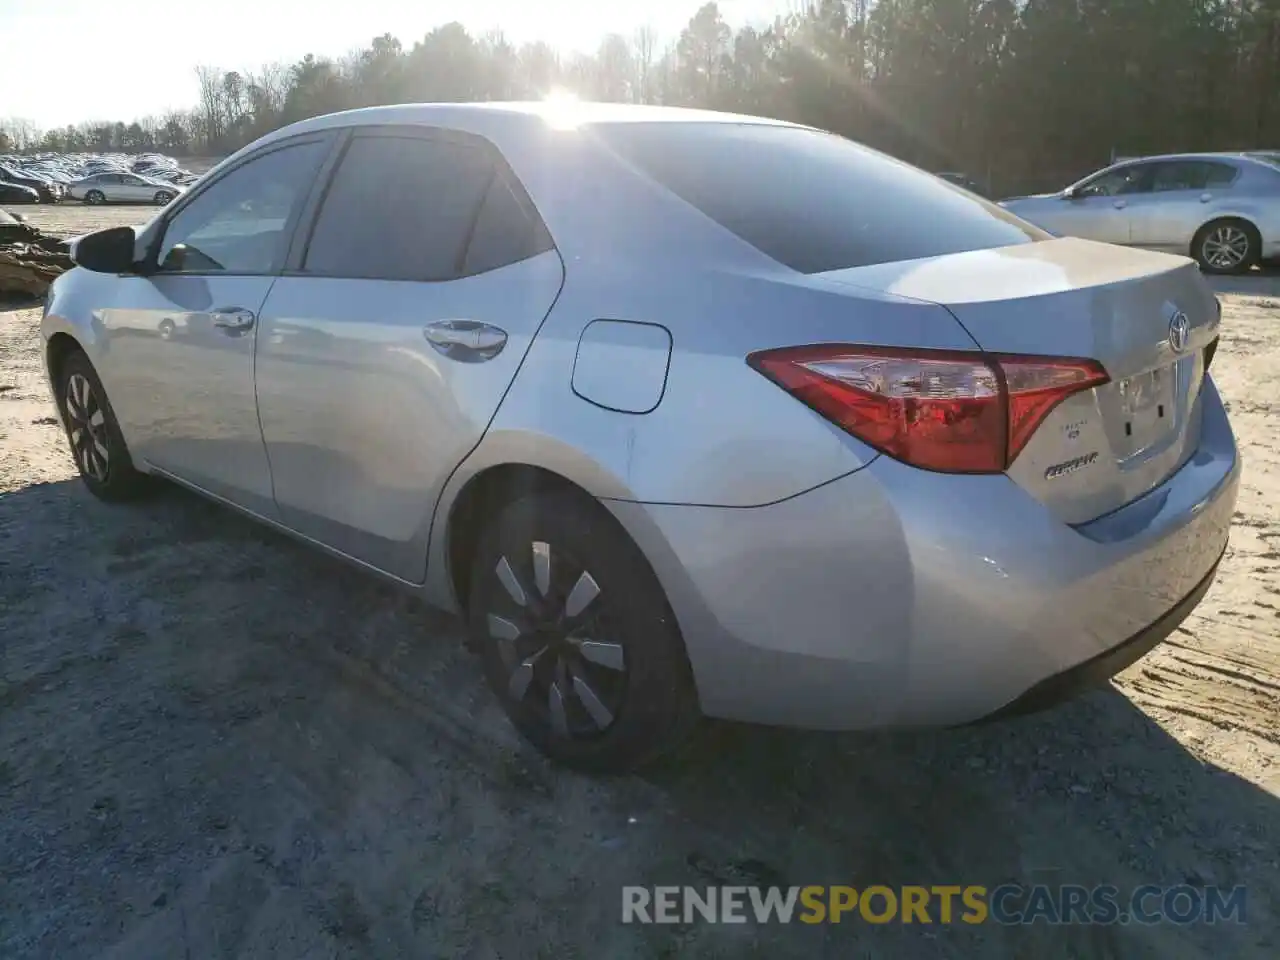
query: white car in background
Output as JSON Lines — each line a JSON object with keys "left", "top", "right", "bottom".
{"left": 67, "top": 172, "right": 184, "bottom": 206}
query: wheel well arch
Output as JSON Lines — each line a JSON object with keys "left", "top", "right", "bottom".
{"left": 1191, "top": 216, "right": 1262, "bottom": 267}
{"left": 445, "top": 462, "right": 613, "bottom": 611}
{"left": 1193, "top": 215, "right": 1260, "bottom": 244}
{"left": 46, "top": 331, "right": 84, "bottom": 387}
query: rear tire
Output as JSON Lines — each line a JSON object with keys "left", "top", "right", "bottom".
{"left": 154, "top": 191, "right": 174, "bottom": 205}
{"left": 1193, "top": 218, "right": 1259, "bottom": 274}
{"left": 467, "top": 489, "right": 699, "bottom": 773}
{"left": 56, "top": 350, "right": 149, "bottom": 501}
{"left": 84, "top": 190, "right": 105, "bottom": 205}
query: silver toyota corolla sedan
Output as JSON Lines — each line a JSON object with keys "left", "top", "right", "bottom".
{"left": 41, "top": 103, "right": 1239, "bottom": 772}
{"left": 1001, "top": 152, "right": 1280, "bottom": 273}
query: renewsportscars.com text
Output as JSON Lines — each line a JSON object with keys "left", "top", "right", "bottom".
{"left": 621, "top": 884, "right": 1247, "bottom": 926}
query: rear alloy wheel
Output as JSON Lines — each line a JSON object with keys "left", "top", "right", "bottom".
{"left": 154, "top": 190, "right": 174, "bottom": 205}
{"left": 468, "top": 490, "right": 699, "bottom": 773}
{"left": 57, "top": 351, "right": 149, "bottom": 501}
{"left": 1194, "top": 219, "right": 1259, "bottom": 274}
{"left": 84, "top": 189, "right": 105, "bottom": 205}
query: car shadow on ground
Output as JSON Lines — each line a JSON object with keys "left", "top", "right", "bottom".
{"left": 1, "top": 295, "right": 44, "bottom": 314}
{"left": 0, "top": 478, "right": 1275, "bottom": 958}
{"left": 1206, "top": 262, "right": 1280, "bottom": 297}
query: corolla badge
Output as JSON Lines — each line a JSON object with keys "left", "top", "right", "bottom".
{"left": 1045, "top": 451, "right": 1098, "bottom": 480}
{"left": 1167, "top": 311, "right": 1191, "bottom": 353}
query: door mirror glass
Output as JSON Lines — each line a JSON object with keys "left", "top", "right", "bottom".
{"left": 70, "top": 226, "right": 137, "bottom": 274}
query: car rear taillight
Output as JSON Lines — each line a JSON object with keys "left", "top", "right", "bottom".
{"left": 747, "top": 345, "right": 1109, "bottom": 474}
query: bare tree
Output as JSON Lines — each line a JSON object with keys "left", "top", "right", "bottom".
{"left": 194, "top": 65, "right": 225, "bottom": 152}
{"left": 0, "top": 117, "right": 42, "bottom": 152}
{"left": 632, "top": 25, "right": 658, "bottom": 103}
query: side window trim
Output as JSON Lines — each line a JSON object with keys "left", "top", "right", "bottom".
{"left": 282, "top": 123, "right": 557, "bottom": 281}
{"left": 454, "top": 166, "right": 500, "bottom": 276}
{"left": 146, "top": 131, "right": 339, "bottom": 277}
{"left": 460, "top": 169, "right": 559, "bottom": 278}
{"left": 283, "top": 128, "right": 355, "bottom": 273}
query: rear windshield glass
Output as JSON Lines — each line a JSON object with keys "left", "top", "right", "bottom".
{"left": 593, "top": 122, "right": 1046, "bottom": 274}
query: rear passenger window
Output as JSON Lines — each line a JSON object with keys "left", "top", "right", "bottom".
{"left": 1151, "top": 161, "right": 1238, "bottom": 192}
{"left": 462, "top": 174, "right": 555, "bottom": 277}
{"left": 1203, "top": 162, "right": 1237, "bottom": 187}
{"left": 304, "top": 135, "right": 493, "bottom": 281}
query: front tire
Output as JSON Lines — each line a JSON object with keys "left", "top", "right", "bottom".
{"left": 56, "top": 350, "right": 149, "bottom": 501}
{"left": 1193, "top": 219, "right": 1260, "bottom": 274}
{"left": 467, "top": 489, "right": 699, "bottom": 773}
{"left": 83, "top": 190, "right": 105, "bottom": 205}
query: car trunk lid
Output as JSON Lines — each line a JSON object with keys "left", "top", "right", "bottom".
{"left": 818, "top": 237, "right": 1221, "bottom": 523}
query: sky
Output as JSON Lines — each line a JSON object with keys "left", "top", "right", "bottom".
{"left": 0, "top": 0, "right": 791, "bottom": 128}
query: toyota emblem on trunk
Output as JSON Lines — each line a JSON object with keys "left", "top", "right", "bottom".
{"left": 1168, "top": 311, "right": 1190, "bottom": 352}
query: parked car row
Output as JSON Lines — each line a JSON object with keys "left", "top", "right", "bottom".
{"left": 0, "top": 180, "right": 42, "bottom": 204}
{"left": 999, "top": 150, "right": 1280, "bottom": 274}
{"left": 0, "top": 151, "right": 200, "bottom": 206}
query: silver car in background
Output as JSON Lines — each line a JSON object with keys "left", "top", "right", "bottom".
{"left": 67, "top": 172, "right": 183, "bottom": 205}
{"left": 1001, "top": 152, "right": 1280, "bottom": 273}
{"left": 41, "top": 103, "right": 1238, "bottom": 772}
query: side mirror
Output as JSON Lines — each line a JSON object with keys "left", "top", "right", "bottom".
{"left": 69, "top": 226, "right": 137, "bottom": 274}
{"left": 1062, "top": 187, "right": 1078, "bottom": 201}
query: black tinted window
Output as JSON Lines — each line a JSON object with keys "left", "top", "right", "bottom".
{"left": 1077, "top": 165, "right": 1152, "bottom": 196}
{"left": 304, "top": 135, "right": 494, "bottom": 281}
{"left": 1151, "top": 161, "right": 1238, "bottom": 192}
{"left": 157, "top": 140, "right": 325, "bottom": 274}
{"left": 594, "top": 122, "right": 1044, "bottom": 274}
{"left": 462, "top": 174, "right": 555, "bottom": 277}
{"left": 1203, "top": 162, "right": 1238, "bottom": 187}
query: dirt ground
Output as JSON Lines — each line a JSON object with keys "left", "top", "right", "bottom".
{"left": 2, "top": 206, "right": 1279, "bottom": 959}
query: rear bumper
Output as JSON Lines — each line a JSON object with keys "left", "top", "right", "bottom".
{"left": 609, "top": 379, "right": 1239, "bottom": 730}
{"left": 976, "top": 548, "right": 1223, "bottom": 722}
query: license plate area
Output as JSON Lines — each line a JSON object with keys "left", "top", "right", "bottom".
{"left": 1116, "top": 365, "right": 1177, "bottom": 457}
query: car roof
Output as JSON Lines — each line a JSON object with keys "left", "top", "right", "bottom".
{"left": 252, "top": 100, "right": 798, "bottom": 151}
{"left": 1110, "top": 151, "right": 1258, "bottom": 165}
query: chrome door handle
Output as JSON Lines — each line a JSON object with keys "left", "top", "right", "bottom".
{"left": 423, "top": 319, "right": 508, "bottom": 362}
{"left": 210, "top": 307, "right": 256, "bottom": 332}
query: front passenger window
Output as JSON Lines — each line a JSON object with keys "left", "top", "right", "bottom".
{"left": 1078, "top": 166, "right": 1149, "bottom": 197}
{"left": 156, "top": 140, "right": 326, "bottom": 275}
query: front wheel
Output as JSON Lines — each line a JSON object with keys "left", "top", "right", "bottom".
{"left": 83, "top": 190, "right": 105, "bottom": 205}
{"left": 467, "top": 489, "right": 699, "bottom": 773}
{"left": 1193, "top": 219, "right": 1260, "bottom": 274}
{"left": 57, "top": 350, "right": 149, "bottom": 501}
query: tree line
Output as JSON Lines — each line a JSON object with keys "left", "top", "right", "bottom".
{"left": 3, "top": 0, "right": 1279, "bottom": 196}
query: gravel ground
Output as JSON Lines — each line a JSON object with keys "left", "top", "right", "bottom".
{"left": 1, "top": 206, "right": 1278, "bottom": 959}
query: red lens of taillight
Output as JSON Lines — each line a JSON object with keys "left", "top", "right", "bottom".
{"left": 747, "top": 345, "right": 1109, "bottom": 474}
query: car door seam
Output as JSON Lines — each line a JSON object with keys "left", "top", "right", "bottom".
{"left": 252, "top": 275, "right": 284, "bottom": 507}
{"left": 420, "top": 247, "right": 569, "bottom": 584}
